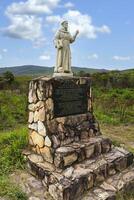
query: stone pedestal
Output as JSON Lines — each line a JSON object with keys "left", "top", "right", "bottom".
{"left": 24, "top": 76, "right": 134, "bottom": 200}
{"left": 53, "top": 72, "right": 73, "bottom": 77}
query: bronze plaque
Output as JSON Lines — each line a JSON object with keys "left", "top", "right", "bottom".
{"left": 53, "top": 81, "right": 88, "bottom": 117}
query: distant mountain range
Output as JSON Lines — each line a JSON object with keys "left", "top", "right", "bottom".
{"left": 0, "top": 65, "right": 109, "bottom": 76}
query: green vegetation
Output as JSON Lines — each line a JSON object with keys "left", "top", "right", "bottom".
{"left": 0, "top": 74, "right": 30, "bottom": 130}
{"left": 0, "top": 69, "right": 133, "bottom": 199}
{"left": 93, "top": 88, "right": 134, "bottom": 124}
{"left": 0, "top": 176, "right": 27, "bottom": 200}
{"left": 117, "top": 191, "right": 134, "bottom": 200}
{"left": 0, "top": 69, "right": 133, "bottom": 130}
{"left": 0, "top": 126, "right": 28, "bottom": 200}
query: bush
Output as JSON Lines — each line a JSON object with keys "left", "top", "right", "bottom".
{"left": 93, "top": 88, "right": 134, "bottom": 124}
{"left": 0, "top": 126, "right": 28, "bottom": 175}
{"left": 0, "top": 126, "right": 28, "bottom": 199}
{"left": 0, "top": 91, "right": 27, "bottom": 130}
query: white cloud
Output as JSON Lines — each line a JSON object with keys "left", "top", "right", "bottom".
{"left": 47, "top": 10, "right": 111, "bottom": 39}
{"left": 6, "top": 0, "right": 61, "bottom": 15}
{"left": 95, "top": 25, "right": 111, "bottom": 33}
{"left": 39, "top": 54, "right": 50, "bottom": 60}
{"left": 64, "top": 2, "right": 74, "bottom": 8}
{"left": 3, "top": 0, "right": 61, "bottom": 46}
{"left": 113, "top": 56, "right": 131, "bottom": 61}
{"left": 2, "top": 49, "right": 8, "bottom": 53}
{"left": 88, "top": 53, "right": 99, "bottom": 59}
{"left": 46, "top": 15, "right": 61, "bottom": 23}
{"left": 3, "top": 14, "right": 45, "bottom": 46}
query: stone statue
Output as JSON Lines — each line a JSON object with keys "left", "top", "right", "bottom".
{"left": 53, "top": 21, "right": 79, "bottom": 76}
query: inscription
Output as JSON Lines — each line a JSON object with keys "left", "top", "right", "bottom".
{"left": 54, "top": 88, "right": 86, "bottom": 102}
{"left": 53, "top": 82, "right": 88, "bottom": 117}
{"left": 54, "top": 100, "right": 87, "bottom": 117}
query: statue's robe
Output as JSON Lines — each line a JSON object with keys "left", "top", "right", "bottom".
{"left": 54, "top": 28, "right": 76, "bottom": 73}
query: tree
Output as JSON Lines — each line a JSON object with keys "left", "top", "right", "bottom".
{"left": 3, "top": 71, "right": 14, "bottom": 83}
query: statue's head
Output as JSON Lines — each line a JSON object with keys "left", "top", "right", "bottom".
{"left": 61, "top": 20, "right": 68, "bottom": 30}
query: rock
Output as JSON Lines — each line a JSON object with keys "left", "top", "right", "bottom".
{"left": 37, "top": 88, "right": 43, "bottom": 100}
{"left": 36, "top": 101, "right": 45, "bottom": 110}
{"left": 56, "top": 146, "right": 74, "bottom": 154}
{"left": 63, "top": 167, "right": 74, "bottom": 178}
{"left": 46, "top": 98, "right": 53, "bottom": 110}
{"left": 63, "top": 153, "right": 78, "bottom": 166}
{"left": 28, "top": 112, "right": 34, "bottom": 123}
{"left": 28, "top": 103, "right": 35, "bottom": 111}
{"left": 58, "top": 123, "right": 66, "bottom": 133}
{"left": 49, "top": 84, "right": 53, "bottom": 97}
{"left": 54, "top": 154, "right": 63, "bottom": 168}
{"left": 81, "top": 121, "right": 90, "bottom": 130}
{"left": 29, "top": 197, "right": 40, "bottom": 200}
{"left": 100, "top": 182, "right": 116, "bottom": 192}
{"left": 56, "top": 117, "right": 66, "bottom": 124}
{"left": 38, "top": 121, "right": 46, "bottom": 136}
{"left": 88, "top": 129, "right": 95, "bottom": 137}
{"left": 93, "top": 188, "right": 114, "bottom": 200}
{"left": 29, "top": 136, "right": 34, "bottom": 146}
{"left": 101, "top": 138, "right": 111, "bottom": 153}
{"left": 94, "top": 141, "right": 102, "bottom": 156}
{"left": 37, "top": 162, "right": 55, "bottom": 172}
{"left": 45, "top": 136, "right": 52, "bottom": 147}
{"left": 28, "top": 154, "right": 44, "bottom": 163}
{"left": 80, "top": 78, "right": 87, "bottom": 84}
{"left": 28, "top": 83, "right": 37, "bottom": 103}
{"left": 38, "top": 107, "right": 45, "bottom": 122}
{"left": 31, "top": 131, "right": 44, "bottom": 148}
{"left": 85, "top": 144, "right": 95, "bottom": 158}
{"left": 60, "top": 137, "right": 74, "bottom": 145}
{"left": 49, "top": 184, "right": 62, "bottom": 200}
{"left": 40, "top": 147, "right": 53, "bottom": 163}
{"left": 28, "top": 123, "right": 38, "bottom": 131}
{"left": 22, "top": 149, "right": 31, "bottom": 156}
{"left": 51, "top": 135, "right": 60, "bottom": 148}
{"left": 123, "top": 170, "right": 134, "bottom": 183}
{"left": 34, "top": 111, "right": 39, "bottom": 122}
{"left": 87, "top": 174, "right": 94, "bottom": 189}
{"left": 27, "top": 176, "right": 43, "bottom": 189}
{"left": 47, "top": 120, "right": 58, "bottom": 133}
{"left": 80, "top": 131, "right": 89, "bottom": 140}
{"left": 28, "top": 89, "right": 33, "bottom": 103}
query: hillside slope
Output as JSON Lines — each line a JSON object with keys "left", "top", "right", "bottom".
{"left": 0, "top": 65, "right": 108, "bottom": 75}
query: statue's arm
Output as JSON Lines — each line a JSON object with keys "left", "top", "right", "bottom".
{"left": 54, "top": 31, "right": 63, "bottom": 49}
{"left": 70, "top": 30, "right": 79, "bottom": 43}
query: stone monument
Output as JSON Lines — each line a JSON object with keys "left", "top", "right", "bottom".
{"left": 53, "top": 21, "right": 79, "bottom": 77}
{"left": 23, "top": 22, "right": 134, "bottom": 200}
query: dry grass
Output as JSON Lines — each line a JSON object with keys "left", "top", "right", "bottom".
{"left": 100, "top": 124, "right": 134, "bottom": 154}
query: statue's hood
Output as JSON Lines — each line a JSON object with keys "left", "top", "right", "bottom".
{"left": 59, "top": 27, "right": 69, "bottom": 33}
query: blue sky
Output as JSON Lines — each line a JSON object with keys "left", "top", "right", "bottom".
{"left": 0, "top": 0, "right": 134, "bottom": 70}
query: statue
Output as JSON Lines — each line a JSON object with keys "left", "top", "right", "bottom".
{"left": 53, "top": 21, "right": 79, "bottom": 76}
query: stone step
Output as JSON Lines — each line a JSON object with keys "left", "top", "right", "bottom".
{"left": 45, "top": 147, "right": 133, "bottom": 200}
{"left": 81, "top": 164, "right": 134, "bottom": 200}
{"left": 54, "top": 136, "right": 112, "bottom": 168}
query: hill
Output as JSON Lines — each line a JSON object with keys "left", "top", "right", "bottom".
{"left": 0, "top": 65, "right": 108, "bottom": 76}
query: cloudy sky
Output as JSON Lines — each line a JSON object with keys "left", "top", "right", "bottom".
{"left": 0, "top": 0, "right": 134, "bottom": 70}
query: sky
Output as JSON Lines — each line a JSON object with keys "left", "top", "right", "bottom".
{"left": 0, "top": 0, "right": 134, "bottom": 70}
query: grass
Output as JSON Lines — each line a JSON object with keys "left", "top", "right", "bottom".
{"left": 0, "top": 176, "right": 27, "bottom": 200}
{"left": 117, "top": 191, "right": 134, "bottom": 200}
{"left": 100, "top": 123, "right": 134, "bottom": 154}
{"left": 100, "top": 123, "right": 134, "bottom": 200}
{"left": 0, "top": 126, "right": 28, "bottom": 200}
{"left": 0, "top": 90, "right": 27, "bottom": 130}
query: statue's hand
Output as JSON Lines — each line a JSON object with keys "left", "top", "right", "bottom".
{"left": 76, "top": 30, "right": 79, "bottom": 35}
